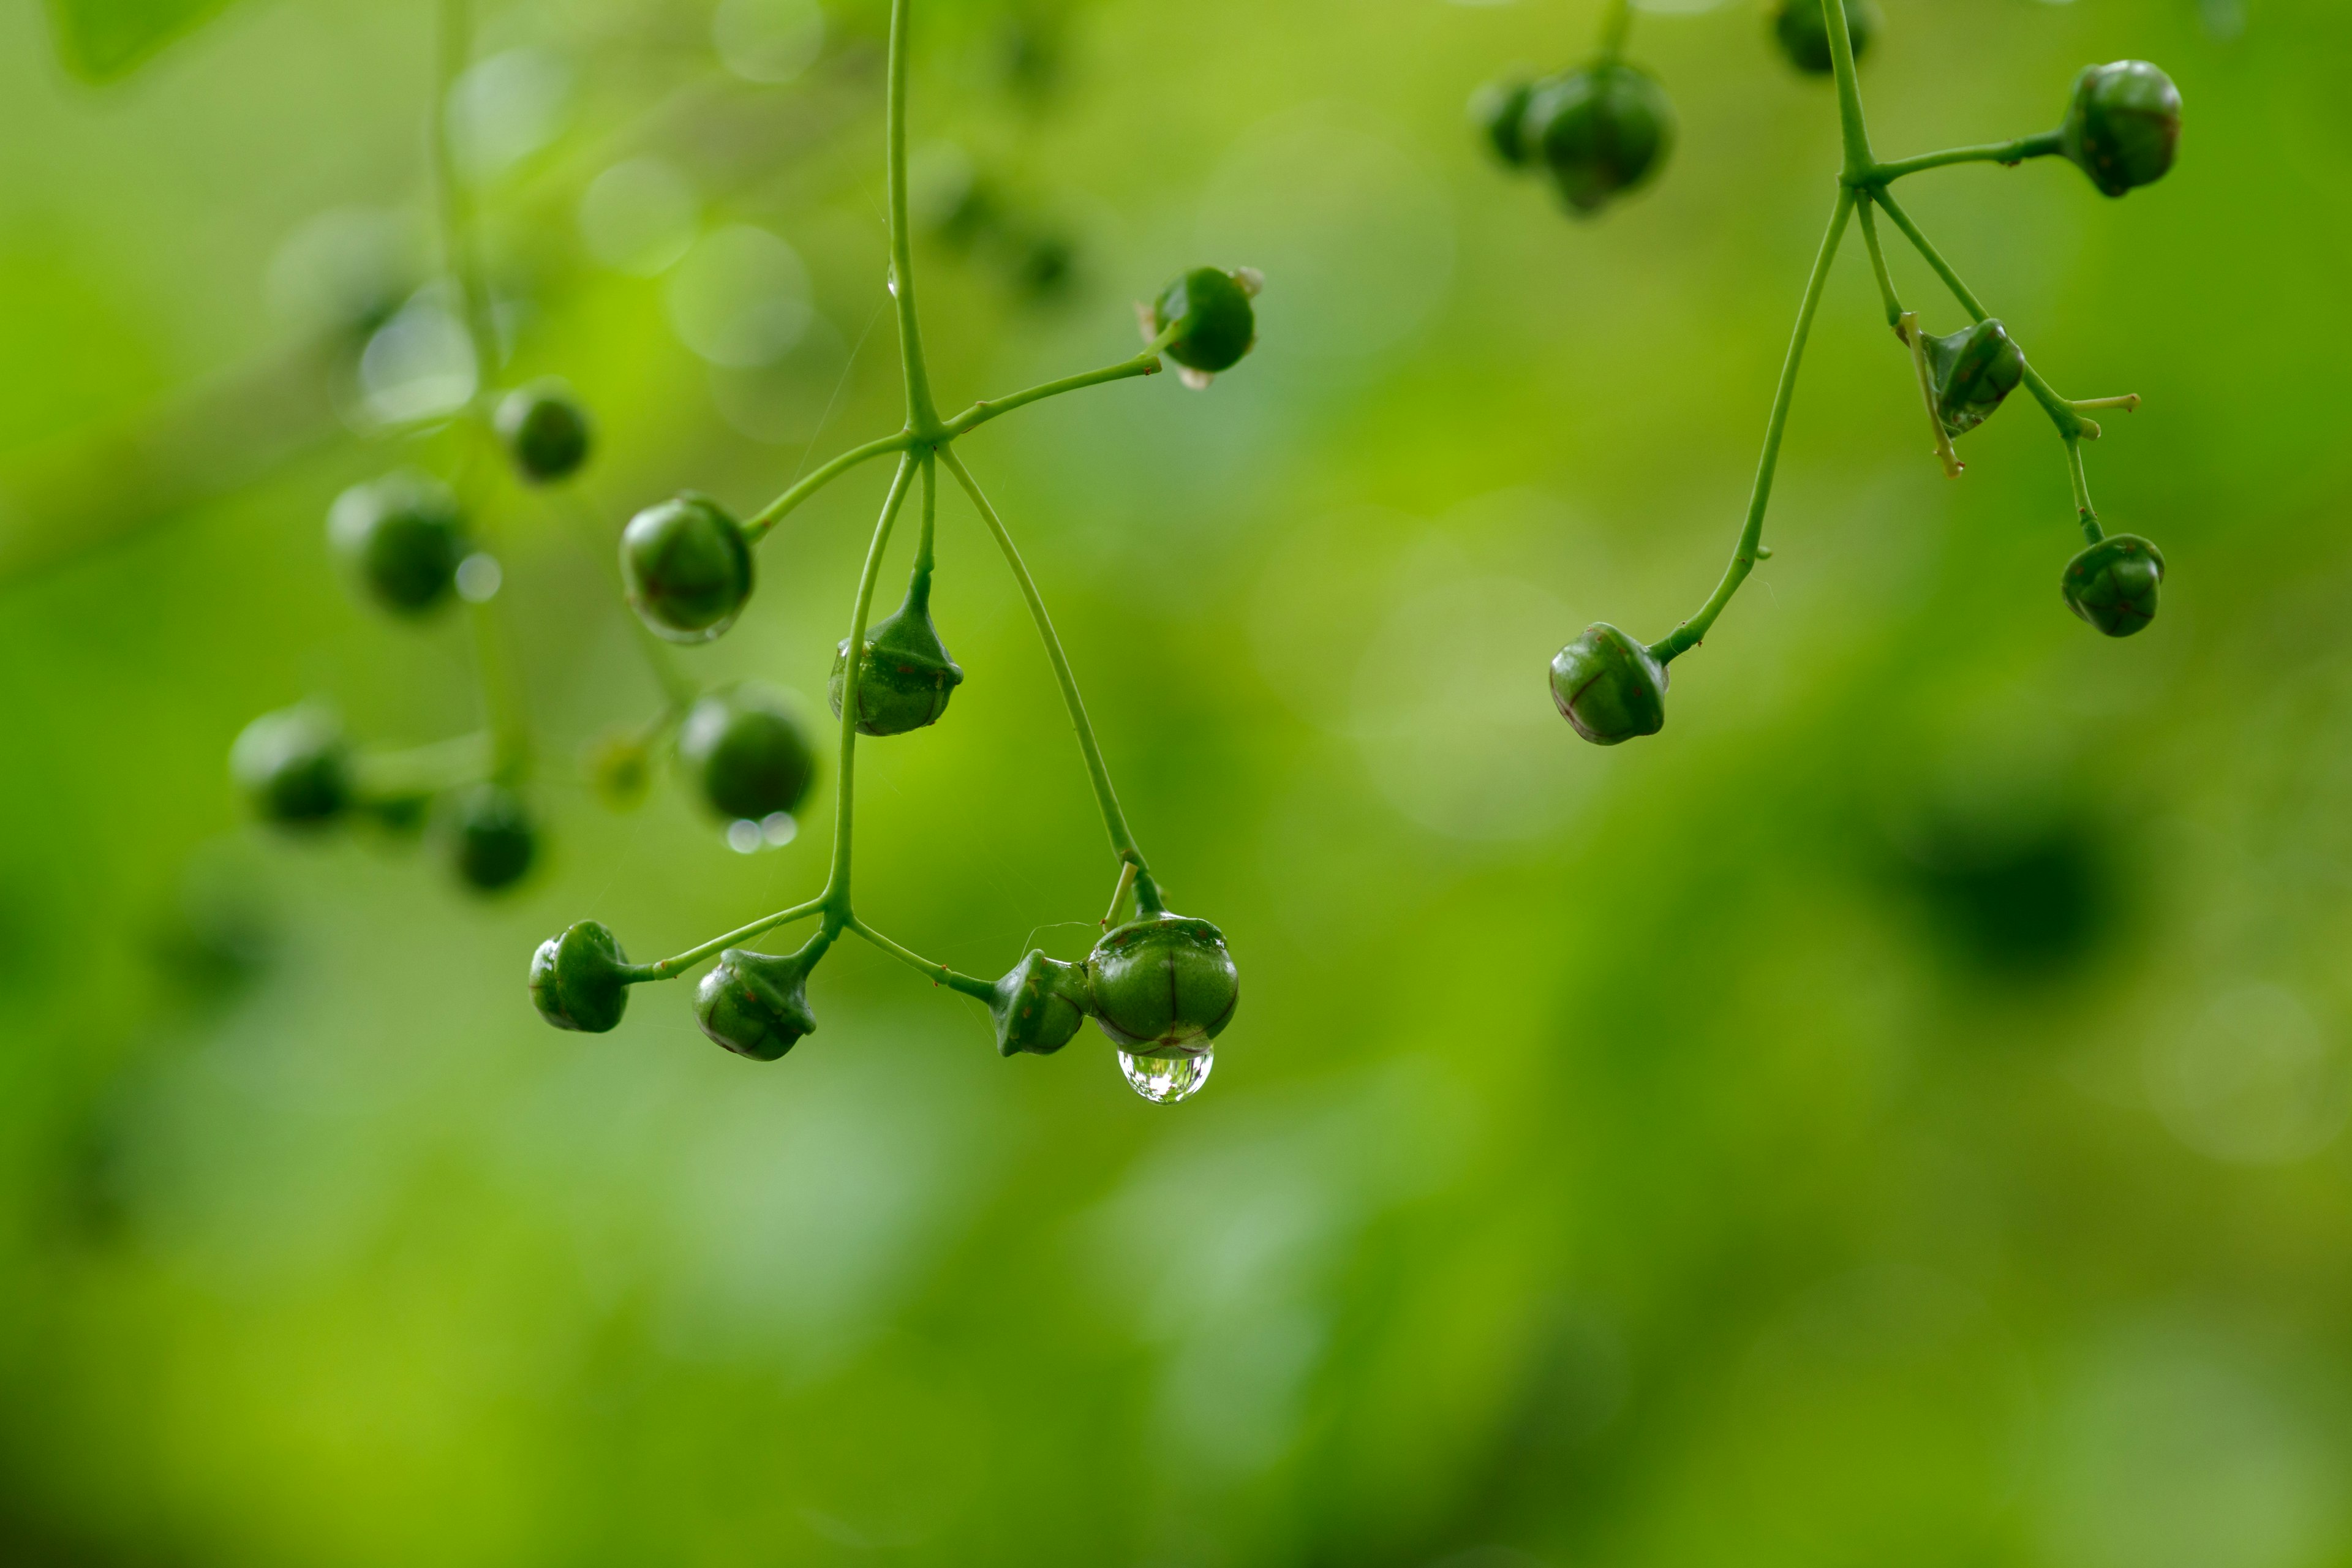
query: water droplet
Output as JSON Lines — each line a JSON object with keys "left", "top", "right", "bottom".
{"left": 1118, "top": 1049, "right": 1213, "bottom": 1103}
{"left": 760, "top": 811, "right": 797, "bottom": 846}
{"left": 455, "top": 552, "right": 502, "bottom": 602}
{"left": 726, "top": 819, "right": 763, "bottom": 854}
{"left": 885, "top": 265, "right": 899, "bottom": 298}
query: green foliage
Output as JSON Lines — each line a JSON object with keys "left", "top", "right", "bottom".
{"left": 45, "top": 0, "right": 236, "bottom": 82}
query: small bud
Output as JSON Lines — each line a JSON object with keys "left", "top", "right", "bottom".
{"left": 2062, "top": 533, "right": 2165, "bottom": 637}
{"left": 1770, "top": 0, "right": 1877, "bottom": 77}
{"left": 1470, "top": 78, "right": 1538, "bottom": 167}
{"left": 678, "top": 684, "right": 818, "bottom": 820}
{"left": 1151, "top": 266, "right": 1257, "bottom": 377}
{"left": 1523, "top": 64, "right": 1676, "bottom": 215}
{"left": 1087, "top": 913, "right": 1240, "bottom": 1057}
{"left": 530, "top": 919, "right": 633, "bottom": 1033}
{"left": 2061, "top": 61, "right": 2180, "bottom": 198}
{"left": 494, "top": 380, "right": 594, "bottom": 484}
{"left": 1548, "top": 624, "right": 1667, "bottom": 745}
{"left": 989, "top": 949, "right": 1093, "bottom": 1057}
{"left": 328, "top": 470, "right": 468, "bottom": 617}
{"left": 231, "top": 706, "right": 353, "bottom": 827}
{"left": 828, "top": 579, "right": 963, "bottom": 737}
{"left": 620, "top": 492, "right": 755, "bottom": 644}
{"left": 445, "top": 782, "right": 538, "bottom": 894}
{"left": 695, "top": 945, "right": 820, "bottom": 1061}
{"left": 1926, "top": 318, "right": 2026, "bottom": 437}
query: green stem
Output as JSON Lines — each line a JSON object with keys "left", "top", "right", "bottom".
{"left": 1823, "top": 0, "right": 1875, "bottom": 180}
{"left": 745, "top": 432, "right": 912, "bottom": 541}
{"left": 1650, "top": 187, "right": 1854, "bottom": 664}
{"left": 1871, "top": 186, "right": 2091, "bottom": 441}
{"left": 430, "top": 0, "right": 497, "bottom": 393}
{"left": 938, "top": 445, "right": 1163, "bottom": 914}
{"left": 849, "top": 918, "right": 995, "bottom": 998}
{"left": 885, "top": 0, "right": 940, "bottom": 435}
{"left": 628, "top": 898, "right": 827, "bottom": 981}
{"left": 1871, "top": 131, "right": 2064, "bottom": 183}
{"left": 354, "top": 730, "right": 491, "bottom": 798}
{"left": 2065, "top": 437, "right": 2103, "bottom": 543}
{"left": 823, "top": 453, "right": 919, "bottom": 919}
{"left": 1596, "top": 0, "right": 1632, "bottom": 61}
{"left": 941, "top": 349, "right": 1168, "bottom": 438}
{"left": 1856, "top": 192, "right": 1904, "bottom": 330}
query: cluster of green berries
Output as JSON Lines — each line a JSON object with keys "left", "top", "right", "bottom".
{"left": 529, "top": 906, "right": 1240, "bottom": 1066}
{"left": 1472, "top": 64, "right": 1675, "bottom": 217}
{"left": 230, "top": 382, "right": 595, "bottom": 892}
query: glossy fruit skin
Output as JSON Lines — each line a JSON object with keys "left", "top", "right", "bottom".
{"left": 446, "top": 782, "right": 538, "bottom": 893}
{"left": 496, "top": 381, "right": 593, "bottom": 483}
{"left": 1152, "top": 267, "right": 1257, "bottom": 374}
{"left": 2062, "top": 61, "right": 2180, "bottom": 197}
{"left": 2062, "top": 533, "right": 2165, "bottom": 637}
{"left": 1927, "top": 318, "right": 2026, "bottom": 436}
{"left": 1523, "top": 64, "right": 1676, "bottom": 214}
{"left": 1471, "top": 78, "right": 1537, "bottom": 167}
{"left": 620, "top": 492, "right": 755, "bottom": 644}
{"left": 1087, "top": 913, "right": 1240, "bottom": 1057}
{"left": 1548, "top": 624, "right": 1668, "bottom": 745}
{"left": 530, "top": 919, "right": 632, "bottom": 1033}
{"left": 1771, "top": 0, "right": 1876, "bottom": 75}
{"left": 990, "top": 950, "right": 1091, "bottom": 1057}
{"left": 695, "top": 946, "right": 820, "bottom": 1060}
{"left": 828, "top": 581, "right": 963, "bottom": 737}
{"left": 328, "top": 470, "right": 468, "bottom": 616}
{"left": 231, "top": 706, "right": 353, "bottom": 827}
{"left": 677, "top": 684, "right": 818, "bottom": 821}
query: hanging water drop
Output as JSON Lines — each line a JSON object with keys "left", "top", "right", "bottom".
{"left": 1118, "top": 1048, "right": 1213, "bottom": 1103}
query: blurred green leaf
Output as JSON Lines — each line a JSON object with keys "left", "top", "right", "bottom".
{"left": 45, "top": 0, "right": 237, "bottom": 82}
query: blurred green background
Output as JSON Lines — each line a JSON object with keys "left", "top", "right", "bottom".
{"left": 6, "top": 0, "right": 2352, "bottom": 1559}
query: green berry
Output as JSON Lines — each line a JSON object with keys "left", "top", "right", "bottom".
{"left": 1548, "top": 623, "right": 1667, "bottom": 745}
{"left": 1926, "top": 318, "right": 2026, "bottom": 437}
{"left": 2062, "top": 533, "right": 2165, "bottom": 638}
{"left": 530, "top": 920, "right": 633, "bottom": 1033}
{"left": 1524, "top": 64, "right": 1676, "bottom": 214}
{"left": 1471, "top": 78, "right": 1538, "bottom": 167}
{"left": 678, "top": 684, "right": 818, "bottom": 821}
{"left": 2061, "top": 61, "right": 2180, "bottom": 198}
{"left": 328, "top": 470, "right": 468, "bottom": 617}
{"left": 231, "top": 706, "right": 353, "bottom": 827}
{"left": 1152, "top": 266, "right": 1258, "bottom": 376}
{"left": 445, "top": 782, "right": 537, "bottom": 894}
{"left": 829, "top": 578, "right": 963, "bottom": 737}
{"left": 1770, "top": 0, "right": 1877, "bottom": 76}
{"left": 694, "top": 945, "right": 821, "bottom": 1060}
{"left": 1086, "top": 913, "right": 1240, "bottom": 1057}
{"left": 620, "top": 492, "right": 755, "bottom": 644}
{"left": 989, "top": 950, "right": 1092, "bottom": 1057}
{"left": 495, "top": 380, "right": 593, "bottom": 483}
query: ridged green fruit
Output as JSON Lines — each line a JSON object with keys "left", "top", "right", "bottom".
{"left": 1927, "top": 318, "right": 2026, "bottom": 437}
{"left": 2062, "top": 533, "right": 2165, "bottom": 637}
{"left": 695, "top": 946, "right": 821, "bottom": 1061}
{"left": 1548, "top": 624, "right": 1667, "bottom": 745}
{"left": 829, "top": 579, "right": 963, "bottom": 737}
{"left": 1151, "top": 266, "right": 1258, "bottom": 375}
{"left": 1523, "top": 64, "right": 1676, "bottom": 214}
{"left": 989, "top": 950, "right": 1092, "bottom": 1057}
{"left": 530, "top": 920, "right": 633, "bottom": 1033}
{"left": 2061, "top": 61, "right": 2180, "bottom": 198}
{"left": 328, "top": 470, "right": 468, "bottom": 616}
{"left": 679, "top": 685, "right": 818, "bottom": 820}
{"left": 1087, "top": 913, "right": 1240, "bottom": 1057}
{"left": 620, "top": 492, "right": 755, "bottom": 644}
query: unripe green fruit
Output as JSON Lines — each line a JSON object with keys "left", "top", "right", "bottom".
{"left": 695, "top": 946, "right": 820, "bottom": 1060}
{"left": 530, "top": 919, "right": 633, "bottom": 1033}
{"left": 2062, "top": 533, "right": 2165, "bottom": 638}
{"left": 231, "top": 706, "right": 353, "bottom": 827}
{"left": 1524, "top": 64, "right": 1676, "bottom": 214}
{"left": 990, "top": 950, "right": 1091, "bottom": 1057}
{"left": 1152, "top": 266, "right": 1257, "bottom": 375}
{"left": 328, "top": 470, "right": 467, "bottom": 617}
{"left": 1548, "top": 624, "right": 1667, "bottom": 745}
{"left": 2062, "top": 61, "right": 2180, "bottom": 198}
{"left": 495, "top": 380, "right": 593, "bottom": 483}
{"left": 678, "top": 684, "right": 818, "bottom": 821}
{"left": 1471, "top": 78, "right": 1537, "bottom": 167}
{"left": 620, "top": 492, "right": 755, "bottom": 644}
{"left": 445, "top": 782, "right": 537, "bottom": 894}
{"left": 1087, "top": 913, "right": 1240, "bottom": 1057}
{"left": 829, "top": 579, "right": 963, "bottom": 737}
{"left": 1771, "top": 0, "right": 1877, "bottom": 76}
{"left": 1927, "top": 318, "right": 2026, "bottom": 437}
